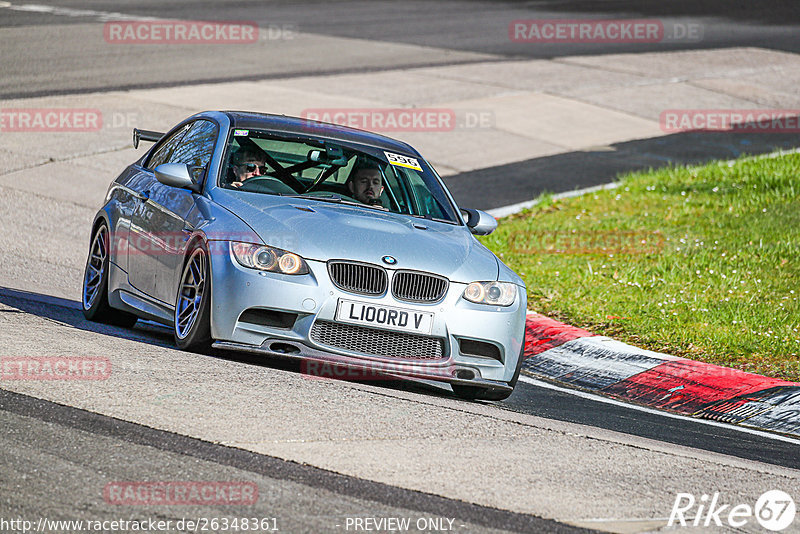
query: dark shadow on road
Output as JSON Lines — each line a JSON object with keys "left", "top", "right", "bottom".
{"left": 444, "top": 128, "right": 800, "bottom": 211}
{"left": 522, "top": 0, "right": 800, "bottom": 26}
{"left": 297, "top": 0, "right": 800, "bottom": 57}
{"left": 502, "top": 378, "right": 800, "bottom": 470}
{"left": 0, "top": 286, "right": 452, "bottom": 399}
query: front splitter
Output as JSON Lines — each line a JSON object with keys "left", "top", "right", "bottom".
{"left": 212, "top": 339, "right": 512, "bottom": 394}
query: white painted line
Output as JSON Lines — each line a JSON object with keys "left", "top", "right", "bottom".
{"left": 487, "top": 182, "right": 620, "bottom": 219}
{"left": 718, "top": 146, "right": 800, "bottom": 167}
{"left": 519, "top": 375, "right": 800, "bottom": 445}
{"left": 0, "top": 2, "right": 157, "bottom": 21}
{"left": 488, "top": 147, "right": 800, "bottom": 219}
{"left": 573, "top": 517, "right": 672, "bottom": 523}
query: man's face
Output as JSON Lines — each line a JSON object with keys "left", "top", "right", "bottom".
{"left": 233, "top": 156, "right": 266, "bottom": 181}
{"left": 348, "top": 169, "right": 384, "bottom": 204}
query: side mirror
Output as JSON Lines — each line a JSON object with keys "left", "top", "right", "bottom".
{"left": 154, "top": 163, "right": 200, "bottom": 192}
{"left": 461, "top": 208, "right": 497, "bottom": 235}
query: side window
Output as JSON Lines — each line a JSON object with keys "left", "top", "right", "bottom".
{"left": 398, "top": 167, "right": 447, "bottom": 219}
{"left": 145, "top": 124, "right": 190, "bottom": 170}
{"left": 168, "top": 120, "right": 218, "bottom": 181}
{"left": 381, "top": 166, "right": 411, "bottom": 214}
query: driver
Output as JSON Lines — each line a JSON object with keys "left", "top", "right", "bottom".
{"left": 228, "top": 147, "right": 267, "bottom": 188}
{"left": 346, "top": 162, "right": 384, "bottom": 205}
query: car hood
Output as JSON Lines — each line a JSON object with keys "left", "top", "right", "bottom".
{"left": 212, "top": 191, "right": 499, "bottom": 283}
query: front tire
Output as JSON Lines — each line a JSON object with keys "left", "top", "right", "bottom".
{"left": 82, "top": 222, "right": 138, "bottom": 328}
{"left": 174, "top": 243, "right": 212, "bottom": 352}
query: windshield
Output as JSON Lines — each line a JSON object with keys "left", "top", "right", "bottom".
{"left": 219, "top": 129, "right": 460, "bottom": 223}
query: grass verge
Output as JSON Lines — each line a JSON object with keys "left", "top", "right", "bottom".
{"left": 482, "top": 151, "right": 800, "bottom": 381}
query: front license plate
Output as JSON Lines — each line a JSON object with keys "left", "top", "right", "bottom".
{"left": 335, "top": 299, "right": 434, "bottom": 335}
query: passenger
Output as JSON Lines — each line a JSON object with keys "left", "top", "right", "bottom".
{"left": 346, "top": 162, "right": 384, "bottom": 205}
{"left": 229, "top": 147, "right": 267, "bottom": 188}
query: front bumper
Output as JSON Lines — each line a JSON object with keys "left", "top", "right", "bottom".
{"left": 211, "top": 339, "right": 513, "bottom": 395}
{"left": 208, "top": 247, "right": 527, "bottom": 385}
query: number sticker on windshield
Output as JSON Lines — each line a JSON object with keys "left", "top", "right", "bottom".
{"left": 233, "top": 129, "right": 249, "bottom": 136}
{"left": 384, "top": 151, "right": 422, "bottom": 171}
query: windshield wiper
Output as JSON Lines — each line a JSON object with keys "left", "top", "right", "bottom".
{"left": 284, "top": 193, "right": 343, "bottom": 203}
{"left": 284, "top": 194, "right": 390, "bottom": 210}
{"left": 408, "top": 213, "right": 453, "bottom": 223}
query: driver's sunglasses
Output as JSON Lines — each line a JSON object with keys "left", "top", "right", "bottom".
{"left": 241, "top": 162, "right": 267, "bottom": 173}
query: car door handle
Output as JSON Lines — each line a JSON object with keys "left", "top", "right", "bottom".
{"left": 135, "top": 189, "right": 151, "bottom": 201}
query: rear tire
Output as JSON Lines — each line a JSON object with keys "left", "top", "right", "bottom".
{"left": 81, "top": 222, "right": 138, "bottom": 328}
{"left": 452, "top": 341, "right": 525, "bottom": 401}
{"left": 174, "top": 243, "right": 212, "bottom": 353}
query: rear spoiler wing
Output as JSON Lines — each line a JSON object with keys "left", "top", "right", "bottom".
{"left": 133, "top": 128, "right": 165, "bottom": 149}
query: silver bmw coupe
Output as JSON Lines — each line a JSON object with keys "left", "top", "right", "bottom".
{"left": 82, "top": 111, "right": 527, "bottom": 400}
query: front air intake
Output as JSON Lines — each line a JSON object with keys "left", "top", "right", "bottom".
{"left": 459, "top": 339, "right": 502, "bottom": 362}
{"left": 311, "top": 320, "right": 445, "bottom": 360}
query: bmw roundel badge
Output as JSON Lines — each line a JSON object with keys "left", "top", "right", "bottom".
{"left": 382, "top": 255, "right": 397, "bottom": 265}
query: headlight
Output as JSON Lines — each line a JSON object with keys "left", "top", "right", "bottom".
{"left": 231, "top": 242, "right": 309, "bottom": 275}
{"left": 463, "top": 281, "right": 516, "bottom": 306}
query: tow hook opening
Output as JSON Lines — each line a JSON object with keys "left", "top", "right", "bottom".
{"left": 270, "top": 342, "right": 301, "bottom": 354}
{"left": 454, "top": 369, "right": 476, "bottom": 380}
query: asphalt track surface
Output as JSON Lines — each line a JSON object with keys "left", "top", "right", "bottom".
{"left": 2, "top": 0, "right": 800, "bottom": 98}
{"left": 1, "top": 288, "right": 799, "bottom": 533}
{"left": 0, "top": 388, "right": 580, "bottom": 534}
{"left": 2, "top": 288, "right": 799, "bottom": 472}
{"left": 4, "top": 1, "right": 799, "bottom": 209}
{"left": 2, "top": 1, "right": 800, "bottom": 532}
{"left": 7, "top": 302, "right": 800, "bottom": 472}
